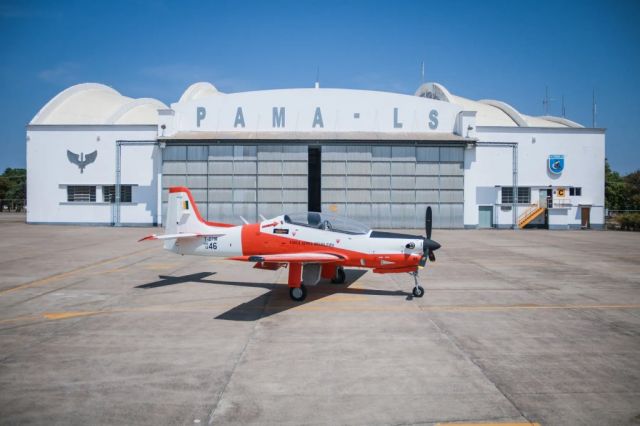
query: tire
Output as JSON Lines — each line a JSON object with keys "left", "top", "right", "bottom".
{"left": 331, "top": 267, "right": 346, "bottom": 284}
{"left": 412, "top": 285, "right": 425, "bottom": 298}
{"left": 289, "top": 285, "right": 307, "bottom": 302}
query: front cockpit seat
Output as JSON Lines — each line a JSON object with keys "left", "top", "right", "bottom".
{"left": 308, "top": 212, "right": 322, "bottom": 228}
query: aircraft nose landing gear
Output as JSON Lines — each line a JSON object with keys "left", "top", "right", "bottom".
{"left": 410, "top": 271, "right": 424, "bottom": 298}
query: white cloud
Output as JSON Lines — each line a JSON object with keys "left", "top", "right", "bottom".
{"left": 37, "top": 62, "right": 82, "bottom": 84}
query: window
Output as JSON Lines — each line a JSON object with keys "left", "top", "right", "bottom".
{"left": 501, "top": 187, "right": 530, "bottom": 204}
{"left": 570, "top": 187, "right": 582, "bottom": 196}
{"left": 103, "top": 185, "right": 132, "bottom": 203}
{"left": 67, "top": 186, "right": 96, "bottom": 202}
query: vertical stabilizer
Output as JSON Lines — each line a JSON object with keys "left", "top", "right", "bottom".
{"left": 164, "top": 186, "right": 234, "bottom": 249}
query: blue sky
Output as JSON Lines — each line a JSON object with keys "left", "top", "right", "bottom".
{"left": 1, "top": 0, "right": 639, "bottom": 174}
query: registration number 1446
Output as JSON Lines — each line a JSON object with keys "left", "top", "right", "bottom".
{"left": 203, "top": 236, "right": 218, "bottom": 250}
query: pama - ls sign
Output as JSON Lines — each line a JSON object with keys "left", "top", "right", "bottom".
{"left": 548, "top": 155, "right": 565, "bottom": 175}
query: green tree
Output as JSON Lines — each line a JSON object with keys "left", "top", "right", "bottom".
{"left": 0, "top": 168, "right": 26, "bottom": 201}
{"left": 605, "top": 160, "right": 628, "bottom": 210}
{"left": 623, "top": 170, "right": 640, "bottom": 210}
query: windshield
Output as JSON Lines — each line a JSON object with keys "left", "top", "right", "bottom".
{"left": 283, "top": 212, "right": 370, "bottom": 235}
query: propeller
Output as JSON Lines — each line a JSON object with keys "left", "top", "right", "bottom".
{"left": 419, "top": 206, "right": 441, "bottom": 267}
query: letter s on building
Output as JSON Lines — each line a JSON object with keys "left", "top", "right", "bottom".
{"left": 428, "top": 109, "right": 439, "bottom": 130}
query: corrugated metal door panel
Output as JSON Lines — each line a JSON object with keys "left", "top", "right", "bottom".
{"left": 371, "top": 203, "right": 391, "bottom": 228}
{"left": 417, "top": 147, "right": 440, "bottom": 162}
{"left": 186, "top": 175, "right": 207, "bottom": 188}
{"left": 233, "top": 203, "right": 257, "bottom": 220}
{"left": 371, "top": 146, "right": 391, "bottom": 160}
{"left": 257, "top": 175, "right": 283, "bottom": 188}
{"left": 319, "top": 144, "right": 464, "bottom": 229}
{"left": 163, "top": 175, "right": 186, "bottom": 187}
{"left": 440, "top": 162, "right": 464, "bottom": 175}
{"left": 233, "top": 175, "right": 257, "bottom": 189}
{"left": 187, "top": 146, "right": 208, "bottom": 161}
{"left": 257, "top": 145, "right": 282, "bottom": 160}
{"left": 234, "top": 161, "right": 257, "bottom": 174}
{"left": 347, "top": 176, "right": 371, "bottom": 188}
{"left": 346, "top": 203, "right": 372, "bottom": 222}
{"left": 347, "top": 145, "right": 372, "bottom": 161}
{"left": 258, "top": 203, "right": 285, "bottom": 219}
{"left": 372, "top": 162, "right": 391, "bottom": 175}
{"left": 323, "top": 176, "right": 346, "bottom": 188}
{"left": 415, "top": 163, "right": 439, "bottom": 175}
{"left": 186, "top": 162, "right": 207, "bottom": 175}
{"left": 323, "top": 162, "right": 346, "bottom": 174}
{"left": 164, "top": 146, "right": 186, "bottom": 160}
{"left": 440, "top": 147, "right": 464, "bottom": 162}
{"left": 391, "top": 162, "right": 416, "bottom": 175}
{"left": 233, "top": 190, "right": 257, "bottom": 203}
{"left": 208, "top": 162, "right": 233, "bottom": 175}
{"left": 208, "top": 175, "right": 233, "bottom": 188}
{"left": 162, "top": 162, "right": 186, "bottom": 174}
{"left": 208, "top": 145, "right": 233, "bottom": 160}
{"left": 257, "top": 161, "right": 283, "bottom": 175}
{"left": 346, "top": 190, "right": 371, "bottom": 203}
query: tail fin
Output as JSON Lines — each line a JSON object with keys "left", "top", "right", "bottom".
{"left": 165, "top": 187, "right": 234, "bottom": 236}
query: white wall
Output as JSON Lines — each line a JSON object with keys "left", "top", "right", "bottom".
{"left": 26, "top": 125, "right": 159, "bottom": 225}
{"left": 464, "top": 127, "right": 605, "bottom": 229}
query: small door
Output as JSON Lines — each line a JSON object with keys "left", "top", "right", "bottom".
{"left": 581, "top": 207, "right": 591, "bottom": 229}
{"left": 479, "top": 206, "right": 493, "bottom": 228}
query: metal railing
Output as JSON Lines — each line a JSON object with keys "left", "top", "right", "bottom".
{"left": 0, "top": 199, "right": 26, "bottom": 212}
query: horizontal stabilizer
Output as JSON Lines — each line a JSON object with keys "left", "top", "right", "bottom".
{"left": 138, "top": 233, "right": 225, "bottom": 242}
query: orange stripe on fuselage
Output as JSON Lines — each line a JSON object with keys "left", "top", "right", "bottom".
{"left": 240, "top": 223, "right": 420, "bottom": 271}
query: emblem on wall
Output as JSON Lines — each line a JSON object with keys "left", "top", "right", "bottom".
{"left": 67, "top": 150, "right": 97, "bottom": 173}
{"left": 548, "top": 155, "right": 565, "bottom": 175}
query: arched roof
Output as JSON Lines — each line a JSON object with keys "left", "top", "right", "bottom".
{"left": 31, "top": 83, "right": 167, "bottom": 125}
{"left": 415, "top": 82, "right": 583, "bottom": 128}
{"left": 179, "top": 82, "right": 220, "bottom": 103}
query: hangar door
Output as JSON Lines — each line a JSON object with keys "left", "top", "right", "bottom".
{"left": 162, "top": 144, "right": 307, "bottom": 225}
{"left": 321, "top": 145, "right": 464, "bottom": 228}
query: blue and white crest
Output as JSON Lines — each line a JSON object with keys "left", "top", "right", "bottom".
{"left": 548, "top": 155, "right": 565, "bottom": 174}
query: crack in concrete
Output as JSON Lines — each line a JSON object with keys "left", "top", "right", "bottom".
{"left": 428, "top": 316, "right": 534, "bottom": 425}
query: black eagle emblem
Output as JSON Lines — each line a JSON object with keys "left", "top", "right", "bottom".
{"left": 67, "top": 150, "right": 97, "bottom": 173}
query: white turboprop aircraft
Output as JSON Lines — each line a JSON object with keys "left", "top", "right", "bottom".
{"left": 140, "top": 187, "right": 440, "bottom": 301}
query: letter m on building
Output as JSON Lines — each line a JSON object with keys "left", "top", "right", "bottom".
{"left": 272, "top": 107, "right": 285, "bottom": 128}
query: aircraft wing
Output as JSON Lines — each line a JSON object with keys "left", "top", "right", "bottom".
{"left": 229, "top": 252, "right": 346, "bottom": 264}
{"left": 138, "top": 233, "right": 225, "bottom": 242}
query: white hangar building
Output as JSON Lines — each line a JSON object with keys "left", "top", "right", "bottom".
{"left": 26, "top": 81, "right": 605, "bottom": 229}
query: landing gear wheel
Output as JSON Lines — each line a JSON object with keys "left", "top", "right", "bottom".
{"left": 412, "top": 285, "right": 425, "bottom": 298}
{"left": 289, "top": 285, "right": 307, "bottom": 302}
{"left": 331, "top": 267, "right": 346, "bottom": 284}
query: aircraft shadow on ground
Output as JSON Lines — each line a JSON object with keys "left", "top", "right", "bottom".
{"left": 135, "top": 269, "right": 410, "bottom": 321}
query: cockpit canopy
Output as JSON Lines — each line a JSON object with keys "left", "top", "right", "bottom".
{"left": 283, "top": 212, "right": 371, "bottom": 235}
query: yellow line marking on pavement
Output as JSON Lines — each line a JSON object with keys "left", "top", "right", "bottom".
{"left": 43, "top": 311, "right": 100, "bottom": 320}
{"left": 316, "top": 295, "right": 367, "bottom": 302}
{"left": 0, "top": 314, "right": 41, "bottom": 324}
{"left": 0, "top": 247, "right": 156, "bottom": 296}
{"left": 420, "top": 303, "right": 640, "bottom": 313}
{"left": 1, "top": 302, "right": 639, "bottom": 326}
{"left": 436, "top": 423, "right": 540, "bottom": 426}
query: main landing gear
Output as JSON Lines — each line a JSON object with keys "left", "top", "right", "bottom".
{"left": 331, "top": 266, "right": 346, "bottom": 284}
{"left": 289, "top": 285, "right": 307, "bottom": 302}
{"left": 410, "top": 271, "right": 425, "bottom": 298}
